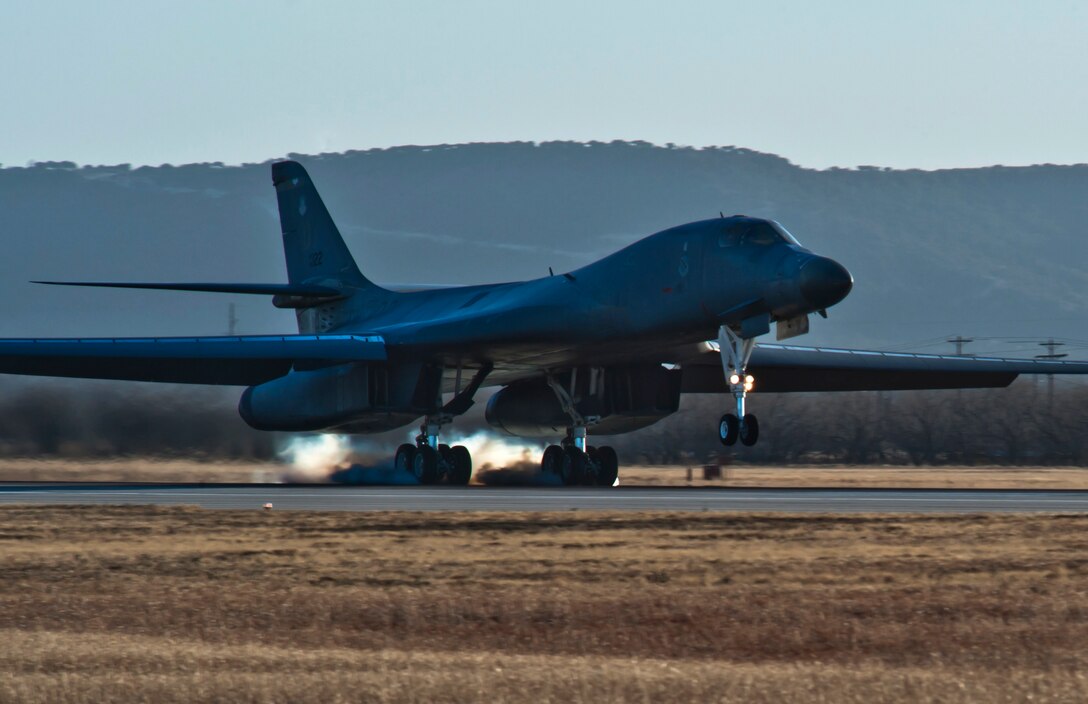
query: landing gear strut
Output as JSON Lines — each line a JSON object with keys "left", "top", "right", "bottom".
{"left": 718, "top": 325, "right": 760, "bottom": 447}
{"left": 539, "top": 371, "right": 620, "bottom": 486}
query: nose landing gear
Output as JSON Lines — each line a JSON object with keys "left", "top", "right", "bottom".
{"left": 718, "top": 325, "right": 760, "bottom": 447}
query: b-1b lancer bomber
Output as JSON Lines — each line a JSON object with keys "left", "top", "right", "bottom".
{"left": 4, "top": 161, "right": 1087, "bottom": 485}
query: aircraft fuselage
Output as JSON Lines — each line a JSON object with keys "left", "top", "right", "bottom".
{"left": 338, "top": 217, "right": 852, "bottom": 369}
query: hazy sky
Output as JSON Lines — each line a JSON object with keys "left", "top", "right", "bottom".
{"left": 2, "top": 0, "right": 1085, "bottom": 170}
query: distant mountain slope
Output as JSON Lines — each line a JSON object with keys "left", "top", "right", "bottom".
{"left": 2, "top": 142, "right": 1086, "bottom": 354}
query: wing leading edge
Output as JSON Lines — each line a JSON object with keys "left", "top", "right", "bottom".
{"left": 0, "top": 335, "right": 386, "bottom": 386}
{"left": 680, "top": 342, "right": 1088, "bottom": 393}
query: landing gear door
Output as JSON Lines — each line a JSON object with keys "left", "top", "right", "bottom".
{"left": 776, "top": 314, "right": 809, "bottom": 341}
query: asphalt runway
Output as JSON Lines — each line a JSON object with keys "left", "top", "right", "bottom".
{"left": 1, "top": 483, "right": 1088, "bottom": 513}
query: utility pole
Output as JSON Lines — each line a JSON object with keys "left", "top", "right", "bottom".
{"left": 228, "top": 303, "right": 238, "bottom": 336}
{"left": 945, "top": 336, "right": 974, "bottom": 457}
{"left": 1036, "top": 339, "right": 1067, "bottom": 409}
{"left": 947, "top": 336, "right": 973, "bottom": 356}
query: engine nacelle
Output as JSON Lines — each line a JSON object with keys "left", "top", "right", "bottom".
{"left": 485, "top": 365, "right": 681, "bottom": 438}
{"left": 238, "top": 362, "right": 438, "bottom": 433}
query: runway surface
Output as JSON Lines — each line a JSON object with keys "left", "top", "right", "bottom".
{"left": 2, "top": 483, "right": 1088, "bottom": 513}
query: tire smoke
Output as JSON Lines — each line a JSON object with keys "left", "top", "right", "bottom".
{"left": 277, "top": 434, "right": 409, "bottom": 484}
{"left": 447, "top": 432, "right": 562, "bottom": 486}
{"left": 276, "top": 431, "right": 558, "bottom": 485}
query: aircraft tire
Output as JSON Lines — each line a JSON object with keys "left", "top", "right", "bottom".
{"left": 560, "top": 446, "right": 587, "bottom": 486}
{"left": 395, "top": 444, "right": 417, "bottom": 475}
{"left": 585, "top": 446, "right": 600, "bottom": 486}
{"left": 438, "top": 444, "right": 454, "bottom": 479}
{"left": 596, "top": 446, "right": 619, "bottom": 487}
{"left": 447, "top": 445, "right": 472, "bottom": 485}
{"left": 719, "top": 414, "right": 739, "bottom": 446}
{"left": 740, "top": 414, "right": 759, "bottom": 446}
{"left": 413, "top": 445, "right": 440, "bottom": 484}
{"left": 541, "top": 445, "right": 564, "bottom": 476}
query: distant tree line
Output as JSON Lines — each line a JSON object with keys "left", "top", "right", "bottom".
{"left": 0, "top": 381, "right": 277, "bottom": 460}
{"left": 1, "top": 379, "right": 1086, "bottom": 466}
{"left": 608, "top": 380, "right": 1088, "bottom": 466}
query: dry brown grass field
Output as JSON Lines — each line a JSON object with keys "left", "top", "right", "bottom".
{"left": 1, "top": 506, "right": 1088, "bottom": 702}
{"left": 624, "top": 464, "right": 1088, "bottom": 489}
{"left": 0, "top": 459, "right": 278, "bottom": 484}
{"left": 4, "top": 458, "right": 1088, "bottom": 488}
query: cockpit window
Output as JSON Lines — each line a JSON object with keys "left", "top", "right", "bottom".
{"left": 718, "top": 220, "right": 785, "bottom": 247}
{"left": 771, "top": 221, "right": 801, "bottom": 245}
{"left": 717, "top": 229, "right": 741, "bottom": 247}
{"left": 745, "top": 223, "right": 778, "bottom": 246}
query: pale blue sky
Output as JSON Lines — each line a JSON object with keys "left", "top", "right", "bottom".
{"left": 1, "top": 0, "right": 1085, "bottom": 169}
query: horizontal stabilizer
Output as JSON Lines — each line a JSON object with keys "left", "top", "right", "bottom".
{"left": 32, "top": 281, "right": 343, "bottom": 297}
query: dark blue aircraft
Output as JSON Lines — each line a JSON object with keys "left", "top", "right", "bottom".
{"left": 4, "top": 161, "right": 1087, "bottom": 485}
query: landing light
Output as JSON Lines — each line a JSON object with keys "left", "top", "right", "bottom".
{"left": 729, "top": 373, "right": 741, "bottom": 385}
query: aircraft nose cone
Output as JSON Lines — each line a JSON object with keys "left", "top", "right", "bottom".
{"left": 800, "top": 256, "right": 853, "bottom": 309}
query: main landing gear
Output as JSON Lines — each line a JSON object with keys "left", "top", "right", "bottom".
{"left": 395, "top": 416, "right": 473, "bottom": 485}
{"left": 395, "top": 362, "right": 493, "bottom": 485}
{"left": 540, "top": 435, "right": 620, "bottom": 486}
{"left": 718, "top": 325, "right": 760, "bottom": 447}
{"left": 539, "top": 372, "right": 620, "bottom": 487}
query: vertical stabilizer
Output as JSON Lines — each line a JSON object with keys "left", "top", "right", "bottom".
{"left": 272, "top": 160, "right": 369, "bottom": 286}
{"left": 270, "top": 160, "right": 391, "bottom": 332}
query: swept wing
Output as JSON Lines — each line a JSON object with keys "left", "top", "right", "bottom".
{"left": 679, "top": 342, "right": 1088, "bottom": 393}
{"left": 0, "top": 335, "right": 386, "bottom": 386}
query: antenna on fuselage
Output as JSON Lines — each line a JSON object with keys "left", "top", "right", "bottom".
{"left": 548, "top": 267, "right": 554, "bottom": 276}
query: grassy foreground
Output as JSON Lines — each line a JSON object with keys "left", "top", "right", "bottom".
{"left": 1, "top": 506, "right": 1088, "bottom": 702}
